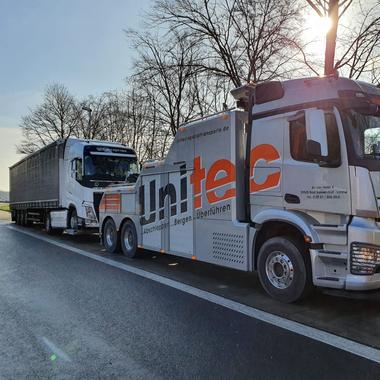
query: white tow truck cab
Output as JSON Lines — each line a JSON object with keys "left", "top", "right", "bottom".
{"left": 10, "top": 138, "right": 138, "bottom": 234}
{"left": 99, "top": 75, "right": 380, "bottom": 302}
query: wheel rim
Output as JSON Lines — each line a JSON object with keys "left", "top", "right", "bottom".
{"left": 265, "top": 251, "right": 294, "bottom": 289}
{"left": 105, "top": 225, "right": 115, "bottom": 247}
{"left": 45, "top": 215, "right": 50, "bottom": 230}
{"left": 124, "top": 228, "right": 134, "bottom": 251}
{"left": 70, "top": 215, "right": 78, "bottom": 230}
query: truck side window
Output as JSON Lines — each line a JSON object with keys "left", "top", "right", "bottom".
{"left": 289, "top": 113, "right": 308, "bottom": 161}
{"left": 324, "top": 112, "right": 341, "bottom": 164}
{"left": 71, "top": 158, "right": 83, "bottom": 183}
{"left": 289, "top": 110, "right": 341, "bottom": 165}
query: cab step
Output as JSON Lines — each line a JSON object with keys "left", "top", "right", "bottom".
{"left": 65, "top": 229, "right": 78, "bottom": 235}
{"left": 314, "top": 276, "right": 345, "bottom": 289}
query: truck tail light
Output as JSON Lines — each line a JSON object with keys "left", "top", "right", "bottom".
{"left": 350, "top": 243, "right": 380, "bottom": 275}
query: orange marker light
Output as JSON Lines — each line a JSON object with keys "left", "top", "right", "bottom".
{"left": 304, "top": 235, "right": 312, "bottom": 243}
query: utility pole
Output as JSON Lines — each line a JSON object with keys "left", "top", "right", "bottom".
{"left": 324, "top": 0, "right": 339, "bottom": 75}
{"left": 82, "top": 106, "right": 92, "bottom": 138}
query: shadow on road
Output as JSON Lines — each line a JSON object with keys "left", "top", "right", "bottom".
{"left": 6, "top": 221, "right": 380, "bottom": 350}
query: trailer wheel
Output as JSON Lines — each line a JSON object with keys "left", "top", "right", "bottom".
{"left": 21, "top": 211, "right": 30, "bottom": 227}
{"left": 103, "top": 218, "right": 120, "bottom": 253}
{"left": 21, "top": 211, "right": 26, "bottom": 227}
{"left": 120, "top": 220, "right": 138, "bottom": 258}
{"left": 257, "top": 237, "right": 311, "bottom": 303}
{"left": 24, "top": 211, "right": 32, "bottom": 227}
{"left": 16, "top": 211, "right": 22, "bottom": 225}
{"left": 45, "top": 213, "right": 52, "bottom": 233}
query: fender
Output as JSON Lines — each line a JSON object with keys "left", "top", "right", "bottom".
{"left": 252, "top": 209, "right": 321, "bottom": 244}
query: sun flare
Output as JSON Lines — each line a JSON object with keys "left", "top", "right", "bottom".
{"left": 302, "top": 13, "right": 332, "bottom": 58}
{"left": 307, "top": 14, "right": 332, "bottom": 38}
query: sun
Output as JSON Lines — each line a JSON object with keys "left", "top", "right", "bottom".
{"left": 302, "top": 12, "right": 332, "bottom": 58}
{"left": 306, "top": 14, "right": 332, "bottom": 39}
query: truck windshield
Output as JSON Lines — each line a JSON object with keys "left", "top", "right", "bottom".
{"left": 83, "top": 153, "right": 139, "bottom": 188}
{"left": 344, "top": 110, "right": 380, "bottom": 160}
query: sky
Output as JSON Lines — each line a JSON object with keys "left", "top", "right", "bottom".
{"left": 0, "top": 0, "right": 151, "bottom": 191}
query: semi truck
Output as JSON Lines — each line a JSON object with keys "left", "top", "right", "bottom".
{"left": 10, "top": 138, "right": 138, "bottom": 234}
{"left": 99, "top": 75, "right": 380, "bottom": 302}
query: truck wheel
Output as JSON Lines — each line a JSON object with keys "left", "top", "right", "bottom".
{"left": 21, "top": 211, "right": 26, "bottom": 226}
{"left": 15, "top": 211, "right": 21, "bottom": 225}
{"left": 45, "top": 213, "right": 52, "bottom": 233}
{"left": 22, "top": 211, "right": 30, "bottom": 227}
{"left": 257, "top": 237, "right": 311, "bottom": 303}
{"left": 120, "top": 220, "right": 138, "bottom": 258}
{"left": 68, "top": 209, "right": 79, "bottom": 230}
{"left": 25, "top": 212, "right": 32, "bottom": 227}
{"left": 103, "top": 219, "right": 120, "bottom": 253}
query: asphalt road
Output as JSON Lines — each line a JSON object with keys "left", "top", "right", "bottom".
{"left": 0, "top": 222, "right": 379, "bottom": 379}
{"left": 0, "top": 209, "right": 10, "bottom": 220}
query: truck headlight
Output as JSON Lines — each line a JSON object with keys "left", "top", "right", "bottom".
{"left": 84, "top": 205, "right": 97, "bottom": 221}
{"left": 350, "top": 243, "right": 380, "bottom": 275}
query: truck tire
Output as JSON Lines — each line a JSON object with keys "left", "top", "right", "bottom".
{"left": 103, "top": 218, "right": 120, "bottom": 253}
{"left": 21, "top": 211, "right": 30, "bottom": 227}
{"left": 45, "top": 213, "right": 52, "bottom": 233}
{"left": 257, "top": 236, "right": 311, "bottom": 303}
{"left": 68, "top": 209, "right": 79, "bottom": 230}
{"left": 15, "top": 211, "right": 21, "bottom": 225}
{"left": 21, "top": 211, "right": 26, "bottom": 227}
{"left": 120, "top": 220, "right": 138, "bottom": 258}
{"left": 24, "top": 211, "right": 32, "bottom": 227}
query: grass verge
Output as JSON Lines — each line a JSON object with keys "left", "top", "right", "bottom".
{"left": 0, "top": 203, "right": 10, "bottom": 212}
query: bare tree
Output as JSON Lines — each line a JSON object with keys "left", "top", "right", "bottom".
{"left": 335, "top": 1, "right": 380, "bottom": 80}
{"left": 127, "top": 29, "right": 205, "bottom": 135}
{"left": 306, "top": 0, "right": 379, "bottom": 79}
{"left": 17, "top": 84, "right": 79, "bottom": 153}
{"left": 75, "top": 95, "right": 109, "bottom": 140}
{"left": 75, "top": 87, "right": 172, "bottom": 163}
{"left": 150, "top": 0, "right": 304, "bottom": 87}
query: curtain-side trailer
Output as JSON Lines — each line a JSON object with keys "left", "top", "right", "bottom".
{"left": 10, "top": 138, "right": 138, "bottom": 234}
{"left": 99, "top": 76, "right": 380, "bottom": 302}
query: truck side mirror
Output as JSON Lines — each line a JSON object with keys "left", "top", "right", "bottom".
{"left": 306, "top": 139, "right": 322, "bottom": 158}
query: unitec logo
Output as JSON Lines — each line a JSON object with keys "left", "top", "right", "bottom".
{"left": 139, "top": 144, "right": 281, "bottom": 225}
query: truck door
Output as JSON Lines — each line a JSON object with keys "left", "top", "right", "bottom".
{"left": 67, "top": 157, "right": 83, "bottom": 200}
{"left": 250, "top": 114, "right": 284, "bottom": 212}
{"left": 283, "top": 107, "right": 351, "bottom": 216}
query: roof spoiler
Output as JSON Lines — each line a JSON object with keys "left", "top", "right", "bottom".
{"left": 230, "top": 81, "right": 284, "bottom": 111}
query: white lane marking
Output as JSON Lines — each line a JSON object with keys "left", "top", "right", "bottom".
{"left": 41, "top": 337, "right": 72, "bottom": 362}
{"left": 7, "top": 225, "right": 380, "bottom": 364}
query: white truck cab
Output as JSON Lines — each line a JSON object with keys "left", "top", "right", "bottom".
{"left": 98, "top": 75, "right": 380, "bottom": 302}
{"left": 10, "top": 138, "right": 138, "bottom": 234}
{"left": 62, "top": 139, "right": 139, "bottom": 230}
